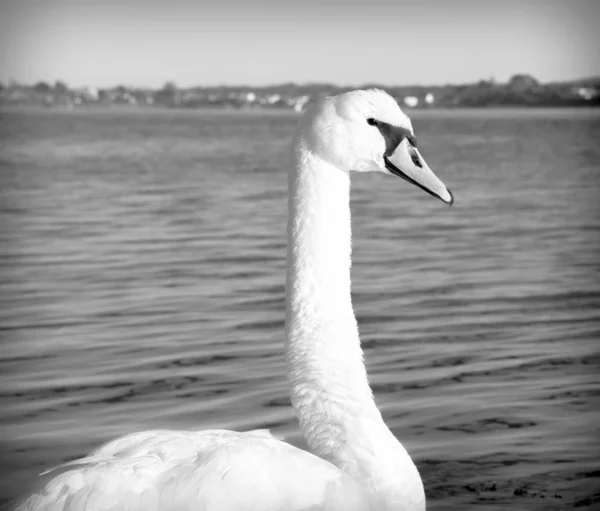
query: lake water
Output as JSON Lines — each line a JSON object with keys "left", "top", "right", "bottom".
{"left": 0, "top": 106, "right": 599, "bottom": 509}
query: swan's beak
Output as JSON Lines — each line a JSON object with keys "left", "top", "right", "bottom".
{"left": 384, "top": 139, "right": 454, "bottom": 206}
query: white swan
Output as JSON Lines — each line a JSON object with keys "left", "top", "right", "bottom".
{"left": 16, "top": 89, "right": 453, "bottom": 511}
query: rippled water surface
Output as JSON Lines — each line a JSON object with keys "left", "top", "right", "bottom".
{"left": 1, "top": 106, "right": 599, "bottom": 509}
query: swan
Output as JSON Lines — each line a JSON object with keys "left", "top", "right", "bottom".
{"left": 15, "top": 89, "right": 453, "bottom": 511}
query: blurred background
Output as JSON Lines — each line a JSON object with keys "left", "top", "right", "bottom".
{"left": 0, "top": 1, "right": 599, "bottom": 509}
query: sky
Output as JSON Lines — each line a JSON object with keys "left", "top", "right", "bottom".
{"left": 0, "top": 0, "right": 599, "bottom": 88}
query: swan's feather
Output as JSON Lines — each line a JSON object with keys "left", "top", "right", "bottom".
{"left": 14, "top": 429, "right": 371, "bottom": 511}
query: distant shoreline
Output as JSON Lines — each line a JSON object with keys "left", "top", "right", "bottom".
{"left": 2, "top": 74, "right": 599, "bottom": 111}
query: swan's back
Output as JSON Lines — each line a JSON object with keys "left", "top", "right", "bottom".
{"left": 14, "top": 429, "right": 372, "bottom": 511}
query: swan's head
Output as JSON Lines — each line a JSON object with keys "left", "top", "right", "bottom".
{"left": 297, "top": 89, "right": 453, "bottom": 205}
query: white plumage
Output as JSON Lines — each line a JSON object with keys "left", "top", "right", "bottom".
{"left": 15, "top": 89, "right": 452, "bottom": 511}
{"left": 22, "top": 430, "right": 369, "bottom": 510}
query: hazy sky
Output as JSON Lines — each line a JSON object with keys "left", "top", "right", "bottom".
{"left": 1, "top": 0, "right": 599, "bottom": 87}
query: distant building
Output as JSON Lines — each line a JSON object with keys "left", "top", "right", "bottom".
{"left": 123, "top": 92, "right": 136, "bottom": 104}
{"left": 575, "top": 87, "right": 597, "bottom": 100}
{"left": 267, "top": 94, "right": 281, "bottom": 105}
{"left": 292, "top": 95, "right": 310, "bottom": 112}
{"left": 78, "top": 86, "right": 99, "bottom": 101}
{"left": 403, "top": 96, "right": 419, "bottom": 108}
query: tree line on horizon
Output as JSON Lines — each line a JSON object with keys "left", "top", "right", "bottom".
{"left": 1, "top": 74, "right": 599, "bottom": 108}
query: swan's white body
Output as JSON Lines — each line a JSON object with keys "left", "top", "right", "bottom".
{"left": 16, "top": 90, "right": 452, "bottom": 511}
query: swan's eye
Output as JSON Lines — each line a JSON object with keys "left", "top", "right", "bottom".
{"left": 408, "top": 145, "right": 423, "bottom": 168}
{"left": 367, "top": 118, "right": 377, "bottom": 126}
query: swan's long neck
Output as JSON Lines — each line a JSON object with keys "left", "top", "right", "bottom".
{"left": 284, "top": 138, "right": 424, "bottom": 508}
